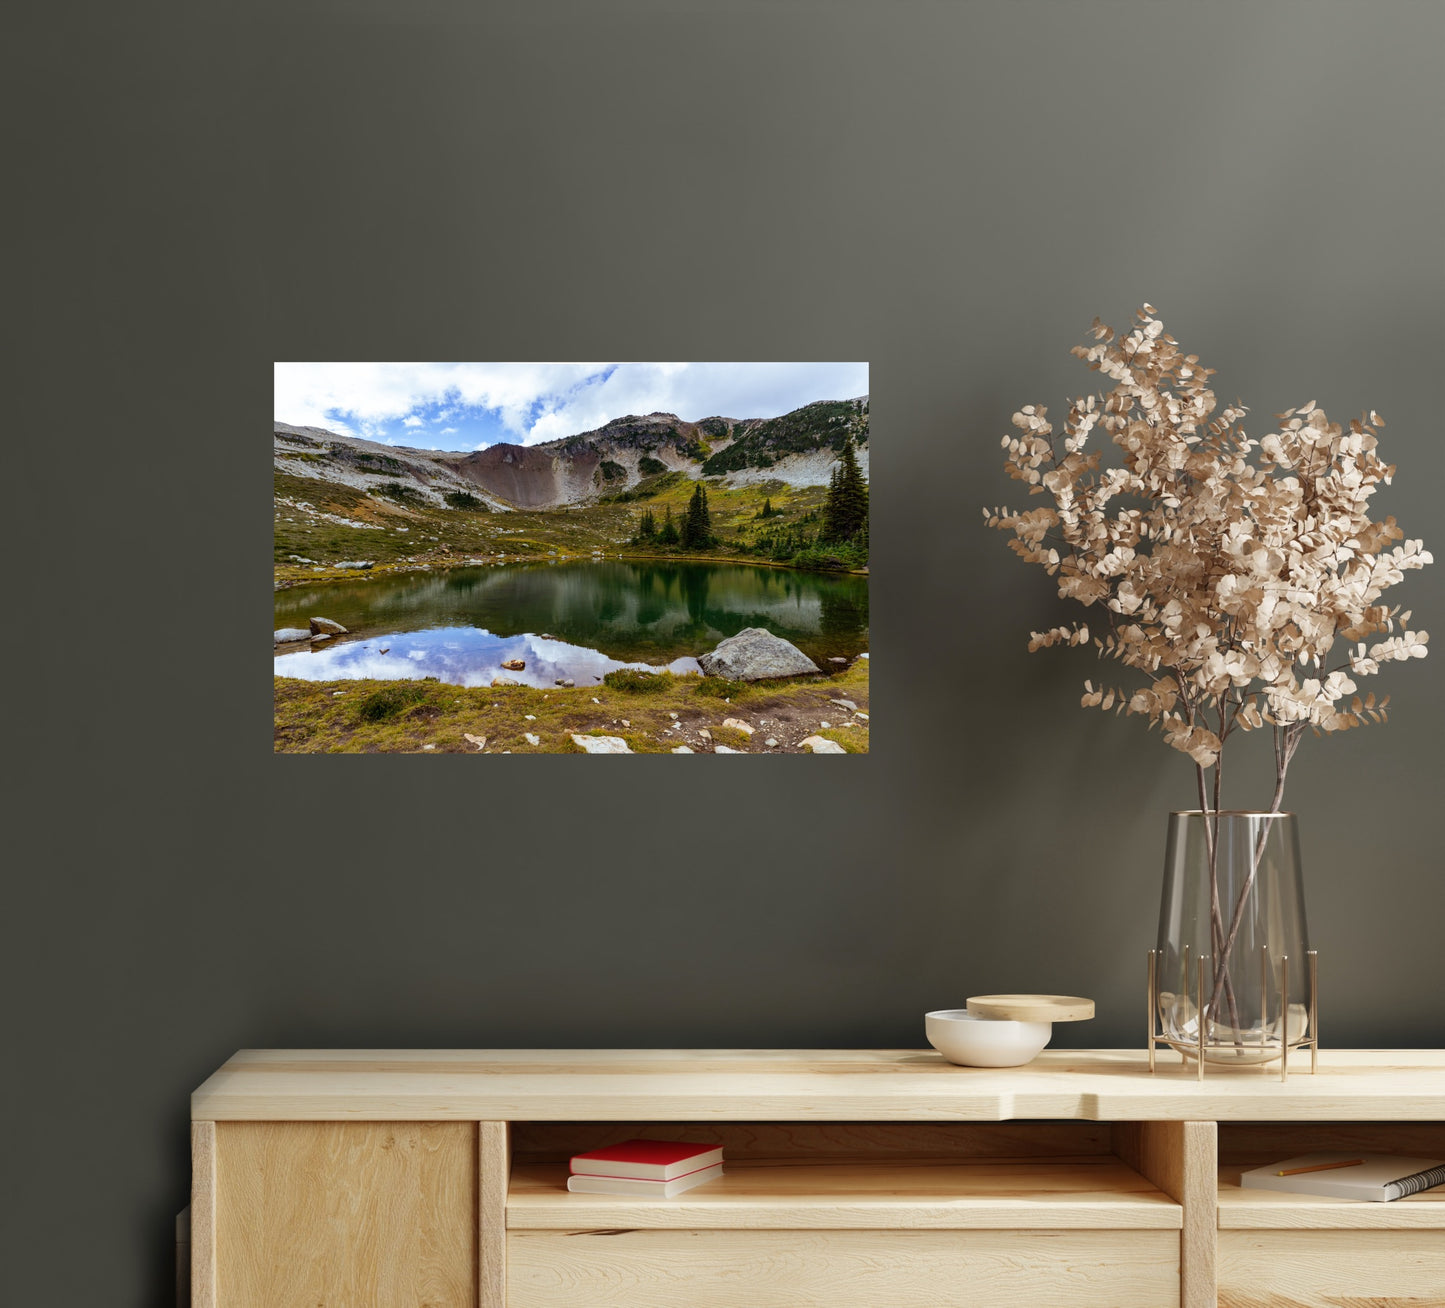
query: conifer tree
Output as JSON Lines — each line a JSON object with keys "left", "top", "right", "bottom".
{"left": 659, "top": 504, "right": 680, "bottom": 546}
{"left": 682, "top": 483, "right": 712, "bottom": 549}
{"left": 822, "top": 438, "right": 868, "bottom": 542}
{"left": 636, "top": 507, "right": 656, "bottom": 541}
{"left": 823, "top": 466, "right": 841, "bottom": 540}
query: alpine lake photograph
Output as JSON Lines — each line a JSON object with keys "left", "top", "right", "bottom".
{"left": 273, "top": 363, "right": 871, "bottom": 754}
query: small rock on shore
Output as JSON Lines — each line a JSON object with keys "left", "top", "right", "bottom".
{"left": 572, "top": 734, "right": 631, "bottom": 754}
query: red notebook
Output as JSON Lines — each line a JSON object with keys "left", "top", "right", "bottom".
{"left": 570, "top": 1139, "right": 724, "bottom": 1181}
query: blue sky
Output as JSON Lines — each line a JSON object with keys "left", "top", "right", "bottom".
{"left": 274, "top": 362, "right": 869, "bottom": 451}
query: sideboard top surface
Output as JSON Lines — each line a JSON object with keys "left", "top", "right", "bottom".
{"left": 190, "top": 1049, "right": 1445, "bottom": 1122}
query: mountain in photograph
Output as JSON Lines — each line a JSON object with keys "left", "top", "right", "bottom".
{"left": 275, "top": 396, "right": 869, "bottom": 512}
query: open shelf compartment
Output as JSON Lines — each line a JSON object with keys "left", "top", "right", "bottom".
{"left": 506, "top": 1120, "right": 1183, "bottom": 1230}
{"left": 1217, "top": 1121, "right": 1445, "bottom": 1230}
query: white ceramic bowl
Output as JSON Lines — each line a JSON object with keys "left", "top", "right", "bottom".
{"left": 925, "top": 1009, "right": 1052, "bottom": 1067}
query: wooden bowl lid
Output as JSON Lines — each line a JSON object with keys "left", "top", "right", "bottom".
{"left": 966, "top": 994, "right": 1095, "bottom": 1022}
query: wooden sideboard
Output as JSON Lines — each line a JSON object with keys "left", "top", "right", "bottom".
{"left": 189, "top": 1049, "right": 1445, "bottom": 1308}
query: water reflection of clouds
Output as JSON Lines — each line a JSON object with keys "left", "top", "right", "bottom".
{"left": 274, "top": 626, "right": 701, "bottom": 689}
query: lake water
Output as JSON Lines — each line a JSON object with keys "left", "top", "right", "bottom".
{"left": 274, "top": 560, "right": 869, "bottom": 688}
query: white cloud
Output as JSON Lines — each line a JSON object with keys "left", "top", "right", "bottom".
{"left": 524, "top": 363, "right": 868, "bottom": 444}
{"left": 274, "top": 362, "right": 869, "bottom": 447}
{"left": 439, "top": 426, "right": 458, "bottom": 435}
{"left": 275, "top": 362, "right": 606, "bottom": 436}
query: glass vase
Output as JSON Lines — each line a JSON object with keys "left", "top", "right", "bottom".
{"left": 1154, "top": 811, "right": 1312, "bottom": 1065}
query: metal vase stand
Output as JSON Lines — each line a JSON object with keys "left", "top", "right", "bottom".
{"left": 1147, "top": 946, "right": 1318, "bottom": 1082}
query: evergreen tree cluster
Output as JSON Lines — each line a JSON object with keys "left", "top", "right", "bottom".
{"left": 822, "top": 437, "right": 868, "bottom": 545}
{"left": 627, "top": 472, "right": 865, "bottom": 565}
{"left": 682, "top": 483, "right": 713, "bottom": 549}
{"left": 751, "top": 522, "right": 814, "bottom": 560}
{"left": 634, "top": 504, "right": 682, "bottom": 546}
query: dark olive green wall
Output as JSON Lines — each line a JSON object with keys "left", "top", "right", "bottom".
{"left": 10, "top": 2, "right": 1443, "bottom": 1302}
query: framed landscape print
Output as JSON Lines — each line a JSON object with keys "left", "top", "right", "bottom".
{"left": 273, "top": 362, "right": 870, "bottom": 753}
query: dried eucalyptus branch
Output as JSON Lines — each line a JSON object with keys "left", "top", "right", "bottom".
{"left": 986, "top": 306, "right": 1433, "bottom": 1030}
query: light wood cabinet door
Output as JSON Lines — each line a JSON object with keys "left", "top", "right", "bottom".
{"left": 507, "top": 1228, "right": 1181, "bottom": 1308}
{"left": 214, "top": 1121, "right": 477, "bottom": 1307}
{"left": 1218, "top": 1229, "right": 1445, "bottom": 1308}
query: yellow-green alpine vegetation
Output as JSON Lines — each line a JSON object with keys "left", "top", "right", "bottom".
{"left": 275, "top": 468, "right": 843, "bottom": 587}
{"left": 274, "top": 657, "right": 869, "bottom": 754}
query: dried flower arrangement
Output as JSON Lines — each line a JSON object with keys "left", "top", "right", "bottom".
{"left": 985, "top": 306, "right": 1432, "bottom": 1020}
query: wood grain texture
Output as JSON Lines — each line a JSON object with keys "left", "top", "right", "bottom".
{"left": 506, "top": 1228, "right": 1180, "bottom": 1308}
{"left": 1218, "top": 1229, "right": 1445, "bottom": 1306}
{"left": 966, "top": 994, "right": 1096, "bottom": 1022}
{"left": 215, "top": 1121, "right": 476, "bottom": 1307}
{"left": 187, "top": 1051, "right": 1445, "bottom": 1305}
{"left": 1115, "top": 1121, "right": 1216, "bottom": 1308}
{"left": 510, "top": 1119, "right": 1113, "bottom": 1162}
{"left": 190, "top": 1122, "right": 216, "bottom": 1308}
{"left": 1219, "top": 1120, "right": 1445, "bottom": 1163}
{"left": 479, "top": 1122, "right": 508, "bottom": 1308}
{"left": 1218, "top": 1165, "right": 1445, "bottom": 1229}
{"left": 190, "top": 1049, "right": 1445, "bottom": 1121}
{"left": 508, "top": 1156, "right": 1182, "bottom": 1229}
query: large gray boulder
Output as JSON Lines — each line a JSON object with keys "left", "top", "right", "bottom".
{"left": 274, "top": 628, "right": 311, "bottom": 644}
{"left": 309, "top": 616, "right": 348, "bottom": 635}
{"left": 698, "top": 627, "right": 820, "bottom": 681}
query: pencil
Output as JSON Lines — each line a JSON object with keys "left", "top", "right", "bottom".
{"left": 1277, "top": 1159, "right": 1365, "bottom": 1176}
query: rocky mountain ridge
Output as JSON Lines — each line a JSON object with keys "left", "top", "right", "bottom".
{"left": 274, "top": 396, "right": 868, "bottom": 511}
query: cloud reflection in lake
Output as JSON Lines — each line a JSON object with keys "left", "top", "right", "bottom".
{"left": 274, "top": 626, "right": 701, "bottom": 688}
{"left": 273, "top": 560, "right": 868, "bottom": 667}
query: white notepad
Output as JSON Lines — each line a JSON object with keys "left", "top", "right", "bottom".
{"left": 567, "top": 1164, "right": 724, "bottom": 1198}
{"left": 1240, "top": 1152, "right": 1445, "bottom": 1202}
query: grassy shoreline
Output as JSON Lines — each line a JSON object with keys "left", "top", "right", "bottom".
{"left": 275, "top": 659, "right": 869, "bottom": 754}
{"left": 275, "top": 466, "right": 866, "bottom": 588}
